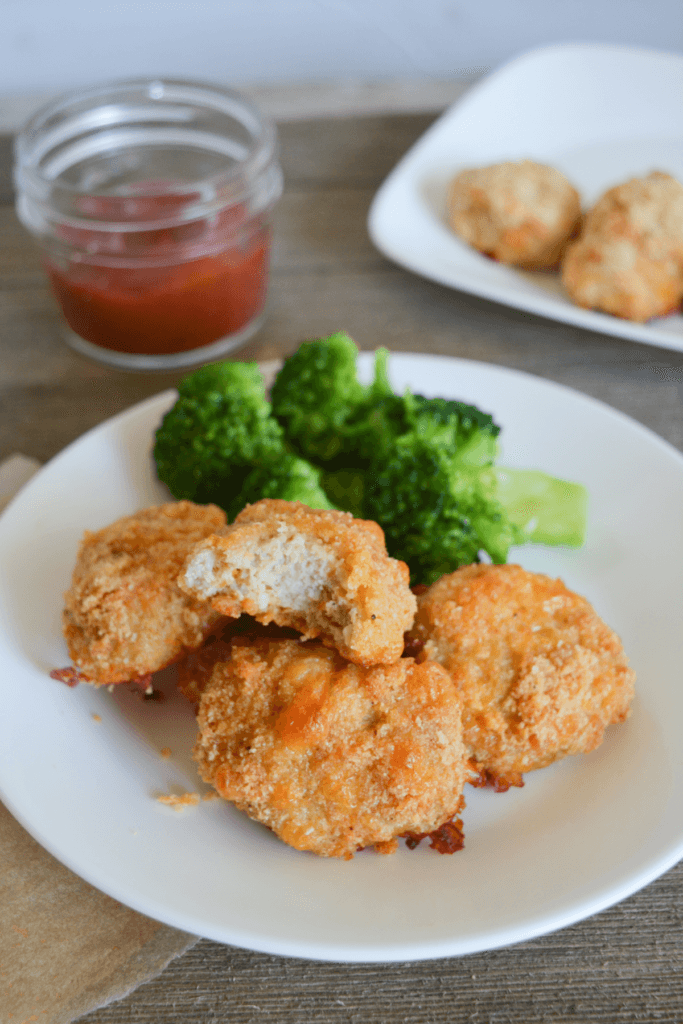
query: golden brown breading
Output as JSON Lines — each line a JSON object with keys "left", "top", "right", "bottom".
{"left": 176, "top": 615, "right": 300, "bottom": 709}
{"left": 194, "top": 637, "right": 467, "bottom": 858}
{"left": 177, "top": 499, "right": 416, "bottom": 667}
{"left": 62, "top": 501, "right": 227, "bottom": 685}
{"left": 447, "top": 160, "right": 581, "bottom": 269}
{"left": 408, "top": 564, "right": 635, "bottom": 784}
{"left": 562, "top": 171, "right": 683, "bottom": 321}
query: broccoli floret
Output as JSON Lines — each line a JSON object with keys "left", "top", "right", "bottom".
{"left": 333, "top": 350, "right": 407, "bottom": 466}
{"left": 338, "top": 378, "right": 501, "bottom": 471}
{"left": 234, "top": 454, "right": 336, "bottom": 517}
{"left": 325, "top": 382, "right": 503, "bottom": 520}
{"left": 410, "top": 394, "right": 499, "bottom": 440}
{"left": 365, "top": 419, "right": 522, "bottom": 585}
{"left": 321, "top": 468, "right": 366, "bottom": 519}
{"left": 365, "top": 410, "right": 587, "bottom": 584}
{"left": 270, "top": 332, "right": 367, "bottom": 462}
{"left": 154, "top": 361, "right": 285, "bottom": 510}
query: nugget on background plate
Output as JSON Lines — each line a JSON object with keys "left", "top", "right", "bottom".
{"left": 409, "top": 564, "right": 635, "bottom": 787}
{"left": 562, "top": 171, "right": 683, "bottom": 322}
{"left": 194, "top": 637, "right": 467, "bottom": 858}
{"left": 60, "top": 501, "right": 227, "bottom": 686}
{"left": 178, "top": 499, "right": 416, "bottom": 667}
{"left": 447, "top": 159, "right": 581, "bottom": 270}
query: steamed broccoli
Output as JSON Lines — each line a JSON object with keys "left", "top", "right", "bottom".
{"left": 494, "top": 467, "right": 587, "bottom": 549}
{"left": 409, "top": 393, "right": 500, "bottom": 440}
{"left": 154, "top": 360, "right": 340, "bottom": 520}
{"left": 271, "top": 333, "right": 585, "bottom": 583}
{"left": 274, "top": 338, "right": 503, "bottom": 472}
{"left": 154, "top": 360, "right": 285, "bottom": 512}
{"left": 364, "top": 412, "right": 587, "bottom": 585}
{"left": 349, "top": 388, "right": 501, "bottom": 468}
{"left": 234, "top": 454, "right": 335, "bottom": 515}
{"left": 270, "top": 332, "right": 368, "bottom": 462}
{"left": 153, "top": 335, "right": 587, "bottom": 583}
{"left": 365, "top": 418, "right": 522, "bottom": 585}
{"left": 331, "top": 349, "right": 410, "bottom": 466}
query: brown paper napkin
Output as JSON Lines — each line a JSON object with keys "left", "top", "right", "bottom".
{"left": 0, "top": 454, "right": 198, "bottom": 1024}
{"left": 0, "top": 802, "right": 198, "bottom": 1023}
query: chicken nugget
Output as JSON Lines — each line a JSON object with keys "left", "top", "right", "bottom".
{"left": 178, "top": 499, "right": 416, "bottom": 667}
{"left": 176, "top": 615, "right": 300, "bottom": 709}
{"left": 194, "top": 637, "right": 466, "bottom": 858}
{"left": 408, "top": 564, "right": 635, "bottom": 786}
{"left": 562, "top": 171, "right": 683, "bottom": 321}
{"left": 447, "top": 160, "right": 581, "bottom": 270}
{"left": 60, "top": 501, "right": 226, "bottom": 686}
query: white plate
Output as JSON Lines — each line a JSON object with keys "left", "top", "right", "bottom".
{"left": 368, "top": 43, "right": 683, "bottom": 351}
{"left": 1, "top": 353, "right": 682, "bottom": 962}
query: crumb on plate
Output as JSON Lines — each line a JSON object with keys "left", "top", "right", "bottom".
{"left": 156, "top": 791, "right": 200, "bottom": 810}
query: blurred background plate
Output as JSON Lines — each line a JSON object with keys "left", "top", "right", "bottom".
{"left": 368, "top": 43, "right": 683, "bottom": 351}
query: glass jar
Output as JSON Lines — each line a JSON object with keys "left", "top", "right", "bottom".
{"left": 14, "top": 78, "right": 283, "bottom": 370}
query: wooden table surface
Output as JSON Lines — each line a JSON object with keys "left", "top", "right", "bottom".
{"left": 2, "top": 112, "right": 683, "bottom": 1023}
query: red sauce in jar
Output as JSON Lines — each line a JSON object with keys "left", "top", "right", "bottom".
{"left": 46, "top": 238, "right": 269, "bottom": 355}
{"left": 16, "top": 81, "right": 282, "bottom": 367}
{"left": 45, "top": 194, "right": 271, "bottom": 355}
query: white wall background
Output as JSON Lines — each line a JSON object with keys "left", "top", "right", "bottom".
{"left": 0, "top": 0, "right": 681, "bottom": 99}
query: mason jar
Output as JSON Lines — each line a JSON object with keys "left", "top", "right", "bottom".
{"left": 14, "top": 78, "right": 283, "bottom": 370}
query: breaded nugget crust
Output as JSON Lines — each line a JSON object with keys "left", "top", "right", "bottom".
{"left": 409, "top": 564, "right": 635, "bottom": 781}
{"left": 176, "top": 616, "right": 300, "bottom": 708}
{"left": 63, "top": 501, "right": 226, "bottom": 685}
{"left": 194, "top": 637, "right": 466, "bottom": 858}
{"left": 447, "top": 160, "right": 581, "bottom": 270}
{"left": 178, "top": 499, "right": 416, "bottom": 667}
{"left": 562, "top": 171, "right": 683, "bottom": 321}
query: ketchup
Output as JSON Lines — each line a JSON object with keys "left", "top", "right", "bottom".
{"left": 45, "top": 195, "right": 271, "bottom": 356}
{"left": 46, "top": 233, "right": 270, "bottom": 356}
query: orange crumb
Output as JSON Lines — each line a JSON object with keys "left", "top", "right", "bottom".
{"left": 92, "top": 713, "right": 102, "bottom": 723}
{"left": 160, "top": 747, "right": 172, "bottom": 758}
{"left": 156, "top": 792, "right": 200, "bottom": 810}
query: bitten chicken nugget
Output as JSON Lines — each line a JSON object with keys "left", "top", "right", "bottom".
{"left": 178, "top": 499, "right": 416, "bottom": 667}
{"left": 447, "top": 160, "right": 581, "bottom": 270}
{"left": 562, "top": 171, "right": 683, "bottom": 322}
{"left": 194, "top": 637, "right": 467, "bottom": 858}
{"left": 408, "top": 564, "right": 635, "bottom": 786}
{"left": 61, "top": 501, "right": 227, "bottom": 686}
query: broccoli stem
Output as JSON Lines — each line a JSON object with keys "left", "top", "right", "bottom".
{"left": 495, "top": 468, "right": 587, "bottom": 549}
